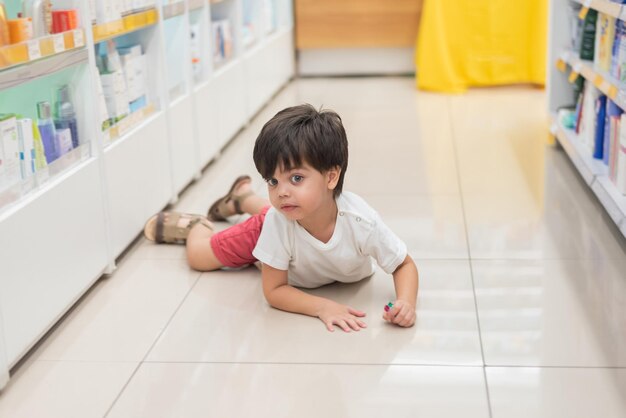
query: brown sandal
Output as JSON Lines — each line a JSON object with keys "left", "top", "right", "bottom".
{"left": 207, "top": 175, "right": 254, "bottom": 221}
{"left": 143, "top": 212, "right": 213, "bottom": 244}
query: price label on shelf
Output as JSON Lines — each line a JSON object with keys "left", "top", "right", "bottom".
{"left": 53, "top": 34, "right": 65, "bottom": 53}
{"left": 37, "top": 166, "right": 50, "bottom": 184}
{"left": 549, "top": 123, "right": 558, "bottom": 135}
{"left": 80, "top": 143, "right": 90, "bottom": 159}
{"left": 568, "top": 70, "right": 580, "bottom": 83}
{"left": 608, "top": 85, "right": 618, "bottom": 100}
{"left": 579, "top": 6, "right": 590, "bottom": 20}
{"left": 73, "top": 30, "right": 84, "bottom": 48}
{"left": 556, "top": 58, "right": 567, "bottom": 72}
{"left": 593, "top": 74, "right": 604, "bottom": 88}
{"left": 27, "top": 40, "right": 41, "bottom": 60}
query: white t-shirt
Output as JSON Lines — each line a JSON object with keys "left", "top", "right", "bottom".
{"left": 252, "top": 191, "right": 407, "bottom": 288}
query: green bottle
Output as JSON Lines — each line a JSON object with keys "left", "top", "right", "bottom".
{"left": 580, "top": 9, "right": 598, "bottom": 61}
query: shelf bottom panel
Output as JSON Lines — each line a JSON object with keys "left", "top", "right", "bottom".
{"left": 0, "top": 159, "right": 108, "bottom": 365}
{"left": 104, "top": 112, "right": 172, "bottom": 258}
{"left": 553, "top": 121, "right": 626, "bottom": 238}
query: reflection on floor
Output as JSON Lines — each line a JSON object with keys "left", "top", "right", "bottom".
{"left": 1, "top": 79, "right": 625, "bottom": 418}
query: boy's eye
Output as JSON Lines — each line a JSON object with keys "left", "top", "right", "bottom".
{"left": 267, "top": 178, "right": 278, "bottom": 186}
{"left": 291, "top": 175, "right": 303, "bottom": 183}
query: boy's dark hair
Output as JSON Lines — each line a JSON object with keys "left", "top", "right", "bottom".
{"left": 253, "top": 104, "right": 348, "bottom": 198}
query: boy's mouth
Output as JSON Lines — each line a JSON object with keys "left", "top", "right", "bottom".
{"left": 280, "top": 204, "right": 298, "bottom": 212}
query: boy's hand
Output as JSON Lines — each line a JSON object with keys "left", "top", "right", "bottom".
{"left": 383, "top": 299, "right": 416, "bottom": 327}
{"left": 317, "top": 300, "right": 367, "bottom": 332}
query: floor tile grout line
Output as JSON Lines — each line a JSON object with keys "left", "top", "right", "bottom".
{"left": 445, "top": 96, "right": 493, "bottom": 418}
{"left": 101, "top": 271, "right": 203, "bottom": 418}
{"left": 139, "top": 360, "right": 626, "bottom": 370}
{"left": 140, "top": 360, "right": 488, "bottom": 367}
{"left": 32, "top": 358, "right": 626, "bottom": 370}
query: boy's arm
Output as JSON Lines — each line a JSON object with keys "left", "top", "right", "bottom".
{"left": 261, "top": 263, "right": 367, "bottom": 332}
{"left": 384, "top": 255, "right": 419, "bottom": 327}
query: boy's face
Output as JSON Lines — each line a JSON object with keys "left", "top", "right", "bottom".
{"left": 266, "top": 162, "right": 340, "bottom": 221}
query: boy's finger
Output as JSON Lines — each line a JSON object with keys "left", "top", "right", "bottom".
{"left": 388, "top": 306, "right": 400, "bottom": 320}
{"left": 325, "top": 321, "right": 335, "bottom": 332}
{"left": 347, "top": 319, "right": 361, "bottom": 331}
{"left": 348, "top": 308, "right": 366, "bottom": 317}
{"left": 397, "top": 311, "right": 415, "bottom": 327}
{"left": 357, "top": 320, "right": 367, "bottom": 328}
{"left": 392, "top": 310, "right": 406, "bottom": 324}
{"left": 337, "top": 320, "right": 351, "bottom": 332}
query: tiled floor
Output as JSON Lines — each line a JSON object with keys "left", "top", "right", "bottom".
{"left": 1, "top": 78, "right": 626, "bottom": 417}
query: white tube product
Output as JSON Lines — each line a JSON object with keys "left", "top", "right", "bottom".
{"left": 23, "top": 0, "right": 45, "bottom": 37}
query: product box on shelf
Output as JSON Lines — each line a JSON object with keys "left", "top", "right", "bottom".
{"left": 595, "top": 13, "right": 615, "bottom": 71}
{"left": 100, "top": 71, "right": 130, "bottom": 121}
{"left": 55, "top": 127, "right": 73, "bottom": 156}
{"left": 132, "top": 0, "right": 156, "bottom": 12}
{"left": 16, "top": 118, "right": 36, "bottom": 180}
{"left": 262, "top": 0, "right": 275, "bottom": 35}
{"left": 190, "top": 22, "right": 202, "bottom": 81}
{"left": 0, "top": 114, "right": 21, "bottom": 192}
{"left": 95, "top": 0, "right": 121, "bottom": 25}
{"left": 118, "top": 44, "right": 147, "bottom": 105}
{"left": 212, "top": 19, "right": 232, "bottom": 65}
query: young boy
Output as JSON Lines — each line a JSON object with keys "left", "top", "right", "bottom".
{"left": 144, "top": 104, "right": 419, "bottom": 332}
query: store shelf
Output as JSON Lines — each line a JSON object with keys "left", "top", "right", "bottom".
{"left": 0, "top": 143, "right": 92, "bottom": 220}
{"left": 0, "top": 48, "right": 88, "bottom": 90}
{"left": 163, "top": 1, "right": 185, "bottom": 19}
{"left": 553, "top": 120, "right": 606, "bottom": 184}
{"left": 560, "top": 50, "right": 626, "bottom": 109}
{"left": 0, "top": 158, "right": 108, "bottom": 367}
{"left": 213, "top": 56, "right": 240, "bottom": 77}
{"left": 243, "top": 26, "right": 290, "bottom": 59}
{"left": 92, "top": 8, "right": 159, "bottom": 43}
{"left": 573, "top": 0, "right": 626, "bottom": 20}
{"left": 593, "top": 175, "right": 626, "bottom": 226}
{"left": 103, "top": 111, "right": 171, "bottom": 258}
{"left": 0, "top": 0, "right": 296, "bottom": 388}
{"left": 553, "top": 120, "right": 626, "bottom": 236}
{"left": 189, "top": 0, "right": 205, "bottom": 11}
{"left": 0, "top": 30, "right": 86, "bottom": 72}
{"left": 103, "top": 104, "right": 158, "bottom": 147}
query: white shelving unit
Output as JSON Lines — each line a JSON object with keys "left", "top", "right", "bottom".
{"left": 548, "top": 0, "right": 626, "bottom": 238}
{"left": 0, "top": 0, "right": 294, "bottom": 389}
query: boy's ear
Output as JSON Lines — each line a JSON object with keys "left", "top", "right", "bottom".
{"left": 326, "top": 166, "right": 341, "bottom": 190}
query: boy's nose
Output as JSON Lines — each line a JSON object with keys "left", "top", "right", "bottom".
{"left": 277, "top": 184, "right": 290, "bottom": 197}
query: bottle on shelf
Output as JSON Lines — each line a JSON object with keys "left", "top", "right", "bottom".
{"left": 23, "top": 0, "right": 44, "bottom": 38}
{"left": 43, "top": 0, "right": 52, "bottom": 35}
{"left": 16, "top": 118, "right": 36, "bottom": 180}
{"left": 7, "top": 14, "right": 33, "bottom": 44}
{"left": 54, "top": 85, "right": 79, "bottom": 148}
{"left": 36, "top": 101, "right": 58, "bottom": 164}
{"left": 51, "top": 9, "right": 79, "bottom": 34}
{"left": 0, "top": 0, "right": 10, "bottom": 46}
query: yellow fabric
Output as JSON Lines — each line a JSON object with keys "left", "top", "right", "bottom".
{"left": 416, "top": 0, "right": 547, "bottom": 93}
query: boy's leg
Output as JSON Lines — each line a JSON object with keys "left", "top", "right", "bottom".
{"left": 186, "top": 222, "right": 224, "bottom": 271}
{"left": 209, "top": 177, "right": 270, "bottom": 219}
{"left": 234, "top": 182, "right": 270, "bottom": 215}
{"left": 191, "top": 205, "right": 271, "bottom": 271}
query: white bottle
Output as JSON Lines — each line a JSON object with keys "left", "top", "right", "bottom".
{"left": 23, "top": 0, "right": 45, "bottom": 38}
